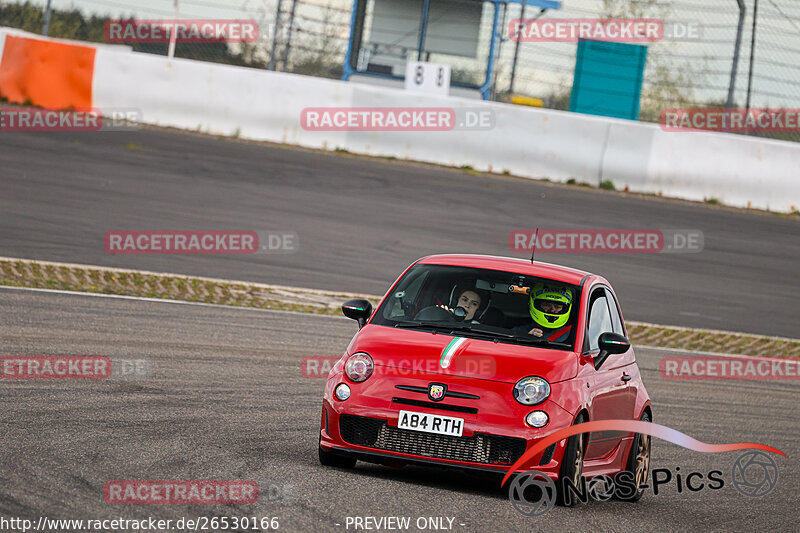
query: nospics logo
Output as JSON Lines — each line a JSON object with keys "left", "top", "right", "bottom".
{"left": 508, "top": 471, "right": 556, "bottom": 517}
{"left": 503, "top": 420, "right": 784, "bottom": 517}
{"left": 732, "top": 451, "right": 779, "bottom": 497}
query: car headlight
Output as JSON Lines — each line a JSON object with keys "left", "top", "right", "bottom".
{"left": 345, "top": 352, "right": 374, "bottom": 383}
{"left": 513, "top": 376, "right": 550, "bottom": 405}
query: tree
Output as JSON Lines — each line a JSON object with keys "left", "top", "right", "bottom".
{"left": 0, "top": 3, "right": 266, "bottom": 69}
{"left": 600, "top": 0, "right": 709, "bottom": 123}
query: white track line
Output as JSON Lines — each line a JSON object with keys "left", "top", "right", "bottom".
{"left": 0, "top": 285, "right": 348, "bottom": 320}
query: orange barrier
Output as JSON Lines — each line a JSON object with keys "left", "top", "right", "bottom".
{"left": 0, "top": 35, "right": 96, "bottom": 109}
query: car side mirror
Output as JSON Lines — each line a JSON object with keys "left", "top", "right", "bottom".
{"left": 594, "top": 332, "right": 631, "bottom": 370}
{"left": 342, "top": 299, "right": 373, "bottom": 329}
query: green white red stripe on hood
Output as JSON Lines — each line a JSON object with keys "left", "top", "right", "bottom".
{"left": 440, "top": 337, "right": 468, "bottom": 369}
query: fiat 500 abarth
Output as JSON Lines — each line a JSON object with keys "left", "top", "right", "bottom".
{"left": 319, "top": 254, "right": 652, "bottom": 502}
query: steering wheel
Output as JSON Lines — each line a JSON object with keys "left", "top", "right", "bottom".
{"left": 413, "top": 305, "right": 466, "bottom": 321}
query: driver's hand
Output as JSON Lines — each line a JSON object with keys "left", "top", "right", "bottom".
{"left": 528, "top": 328, "right": 544, "bottom": 337}
{"left": 437, "top": 304, "right": 454, "bottom": 313}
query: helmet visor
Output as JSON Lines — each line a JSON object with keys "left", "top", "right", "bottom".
{"left": 533, "top": 298, "right": 569, "bottom": 315}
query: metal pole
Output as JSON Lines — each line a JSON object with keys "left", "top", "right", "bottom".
{"left": 745, "top": 0, "right": 758, "bottom": 114}
{"left": 417, "top": 0, "right": 431, "bottom": 62}
{"left": 489, "top": 2, "right": 508, "bottom": 101}
{"left": 479, "top": 3, "right": 501, "bottom": 100}
{"left": 726, "top": 0, "right": 746, "bottom": 111}
{"left": 42, "top": 0, "right": 52, "bottom": 36}
{"left": 281, "top": 0, "right": 298, "bottom": 71}
{"left": 489, "top": 3, "right": 508, "bottom": 100}
{"left": 168, "top": 0, "right": 179, "bottom": 59}
{"left": 269, "top": 0, "right": 284, "bottom": 71}
{"left": 509, "top": 1, "right": 528, "bottom": 96}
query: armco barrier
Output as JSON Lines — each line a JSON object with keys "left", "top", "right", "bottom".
{"left": 2, "top": 28, "right": 798, "bottom": 213}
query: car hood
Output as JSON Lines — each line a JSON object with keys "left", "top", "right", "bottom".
{"left": 347, "top": 324, "right": 578, "bottom": 384}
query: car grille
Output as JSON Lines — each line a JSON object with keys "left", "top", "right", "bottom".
{"left": 339, "top": 414, "right": 526, "bottom": 466}
{"left": 391, "top": 397, "right": 478, "bottom": 414}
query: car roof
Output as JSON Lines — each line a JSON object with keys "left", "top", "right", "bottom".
{"left": 416, "top": 254, "right": 593, "bottom": 285}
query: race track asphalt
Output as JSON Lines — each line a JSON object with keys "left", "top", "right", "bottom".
{"left": 0, "top": 128, "right": 798, "bottom": 337}
{"left": 1, "top": 288, "right": 796, "bottom": 533}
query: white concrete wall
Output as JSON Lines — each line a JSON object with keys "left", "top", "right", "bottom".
{"left": 3, "top": 28, "right": 797, "bottom": 212}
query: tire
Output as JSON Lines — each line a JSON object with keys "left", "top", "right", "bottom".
{"left": 618, "top": 410, "right": 652, "bottom": 502}
{"left": 319, "top": 443, "right": 357, "bottom": 469}
{"left": 555, "top": 413, "right": 588, "bottom": 507}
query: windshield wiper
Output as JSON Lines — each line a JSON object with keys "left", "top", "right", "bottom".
{"left": 513, "top": 336, "right": 571, "bottom": 349}
{"left": 445, "top": 324, "right": 514, "bottom": 338}
{"left": 394, "top": 321, "right": 447, "bottom": 330}
{"left": 395, "top": 322, "right": 510, "bottom": 341}
{"left": 394, "top": 322, "right": 570, "bottom": 348}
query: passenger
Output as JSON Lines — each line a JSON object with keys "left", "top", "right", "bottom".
{"left": 513, "top": 283, "right": 573, "bottom": 342}
{"left": 437, "top": 284, "right": 488, "bottom": 323}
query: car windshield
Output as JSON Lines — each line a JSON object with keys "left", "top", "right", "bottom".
{"left": 371, "top": 264, "right": 581, "bottom": 351}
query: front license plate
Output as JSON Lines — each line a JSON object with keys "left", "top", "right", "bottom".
{"left": 397, "top": 410, "right": 464, "bottom": 437}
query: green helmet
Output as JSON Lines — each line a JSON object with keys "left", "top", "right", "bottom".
{"left": 529, "top": 283, "right": 573, "bottom": 329}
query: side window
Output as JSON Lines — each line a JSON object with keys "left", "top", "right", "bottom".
{"left": 586, "top": 289, "right": 613, "bottom": 352}
{"left": 384, "top": 270, "right": 429, "bottom": 318}
{"left": 604, "top": 288, "right": 625, "bottom": 335}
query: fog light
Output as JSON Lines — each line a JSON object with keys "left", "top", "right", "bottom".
{"left": 526, "top": 411, "right": 549, "bottom": 428}
{"left": 335, "top": 383, "right": 351, "bottom": 401}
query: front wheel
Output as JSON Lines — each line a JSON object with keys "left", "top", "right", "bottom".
{"left": 555, "top": 413, "right": 588, "bottom": 506}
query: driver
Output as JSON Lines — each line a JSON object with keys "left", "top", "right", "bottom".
{"left": 513, "top": 283, "right": 573, "bottom": 342}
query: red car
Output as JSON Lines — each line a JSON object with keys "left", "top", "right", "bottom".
{"left": 319, "top": 254, "right": 652, "bottom": 503}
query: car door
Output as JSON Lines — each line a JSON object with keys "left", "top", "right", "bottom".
{"left": 584, "top": 286, "right": 636, "bottom": 460}
{"left": 605, "top": 287, "right": 638, "bottom": 416}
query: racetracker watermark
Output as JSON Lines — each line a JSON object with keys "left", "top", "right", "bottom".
{"left": 509, "top": 229, "right": 703, "bottom": 254}
{"left": 1, "top": 356, "right": 153, "bottom": 380}
{"left": 103, "top": 480, "right": 258, "bottom": 504}
{"left": 300, "top": 107, "right": 495, "bottom": 131}
{"left": 104, "top": 20, "right": 258, "bottom": 43}
{"left": 660, "top": 355, "right": 800, "bottom": 380}
{"left": 1, "top": 356, "right": 110, "bottom": 379}
{"left": 104, "top": 231, "right": 298, "bottom": 254}
{"left": 509, "top": 18, "right": 663, "bottom": 43}
{"left": 660, "top": 108, "right": 800, "bottom": 133}
{"left": 0, "top": 108, "right": 141, "bottom": 132}
{"left": 301, "top": 355, "right": 496, "bottom": 379}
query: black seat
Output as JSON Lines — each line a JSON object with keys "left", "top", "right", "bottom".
{"left": 480, "top": 307, "right": 505, "bottom": 328}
